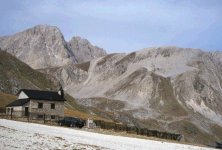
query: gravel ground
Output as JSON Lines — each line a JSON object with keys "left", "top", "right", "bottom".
{"left": 0, "top": 119, "right": 216, "bottom": 150}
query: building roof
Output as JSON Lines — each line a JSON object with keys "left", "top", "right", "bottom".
{"left": 6, "top": 99, "right": 29, "bottom": 107}
{"left": 17, "top": 89, "right": 65, "bottom": 101}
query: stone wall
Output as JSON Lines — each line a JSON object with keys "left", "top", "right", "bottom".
{"left": 6, "top": 103, "right": 29, "bottom": 117}
{"left": 5, "top": 100, "right": 64, "bottom": 120}
{"left": 29, "top": 99, "right": 64, "bottom": 119}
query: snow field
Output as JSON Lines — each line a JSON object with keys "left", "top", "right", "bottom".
{"left": 0, "top": 119, "right": 215, "bottom": 150}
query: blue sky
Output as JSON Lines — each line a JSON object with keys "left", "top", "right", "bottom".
{"left": 0, "top": 0, "right": 222, "bottom": 53}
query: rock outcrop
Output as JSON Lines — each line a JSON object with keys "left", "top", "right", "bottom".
{"left": 68, "top": 36, "right": 106, "bottom": 63}
{"left": 0, "top": 25, "right": 74, "bottom": 69}
{"left": 0, "top": 25, "right": 107, "bottom": 69}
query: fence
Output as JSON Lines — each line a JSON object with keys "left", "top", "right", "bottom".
{"left": 0, "top": 112, "right": 63, "bottom": 125}
{"left": 94, "top": 120, "right": 183, "bottom": 141}
{"left": 0, "top": 111, "right": 183, "bottom": 142}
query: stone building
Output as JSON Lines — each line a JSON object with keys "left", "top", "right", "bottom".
{"left": 6, "top": 88, "right": 65, "bottom": 120}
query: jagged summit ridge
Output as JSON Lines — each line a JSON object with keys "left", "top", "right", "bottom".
{"left": 68, "top": 36, "right": 106, "bottom": 63}
{"left": 0, "top": 25, "right": 107, "bottom": 69}
{"left": 0, "top": 25, "right": 73, "bottom": 69}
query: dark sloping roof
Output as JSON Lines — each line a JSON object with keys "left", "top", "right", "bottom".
{"left": 6, "top": 99, "right": 30, "bottom": 107}
{"left": 18, "top": 89, "right": 65, "bottom": 101}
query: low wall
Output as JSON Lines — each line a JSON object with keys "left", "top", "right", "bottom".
{"left": 94, "top": 120, "right": 183, "bottom": 141}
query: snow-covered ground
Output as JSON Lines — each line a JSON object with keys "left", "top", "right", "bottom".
{"left": 0, "top": 119, "right": 215, "bottom": 150}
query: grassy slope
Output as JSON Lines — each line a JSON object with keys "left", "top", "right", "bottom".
{"left": 64, "top": 94, "right": 112, "bottom": 121}
{"left": 0, "top": 50, "right": 58, "bottom": 94}
{"left": 168, "top": 120, "right": 216, "bottom": 145}
{"left": 0, "top": 92, "right": 16, "bottom": 107}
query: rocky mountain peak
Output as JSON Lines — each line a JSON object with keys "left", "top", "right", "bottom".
{"left": 0, "top": 25, "right": 74, "bottom": 69}
{"left": 0, "top": 25, "right": 107, "bottom": 69}
{"left": 71, "top": 36, "right": 89, "bottom": 44}
{"left": 26, "top": 24, "right": 60, "bottom": 34}
{"left": 68, "top": 36, "right": 107, "bottom": 63}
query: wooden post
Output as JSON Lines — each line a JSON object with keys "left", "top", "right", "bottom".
{"left": 10, "top": 108, "right": 13, "bottom": 120}
{"left": 27, "top": 112, "right": 29, "bottom": 122}
{"left": 43, "top": 114, "right": 45, "bottom": 124}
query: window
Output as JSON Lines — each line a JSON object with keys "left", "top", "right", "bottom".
{"left": 51, "top": 115, "right": 55, "bottom": 119}
{"left": 51, "top": 103, "right": 55, "bottom": 109}
{"left": 37, "top": 115, "right": 43, "bottom": 119}
{"left": 38, "top": 103, "right": 43, "bottom": 109}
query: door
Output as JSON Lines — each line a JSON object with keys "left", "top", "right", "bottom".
{"left": 25, "top": 107, "right": 29, "bottom": 116}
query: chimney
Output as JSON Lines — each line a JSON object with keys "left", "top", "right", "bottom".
{"left": 58, "top": 87, "right": 64, "bottom": 99}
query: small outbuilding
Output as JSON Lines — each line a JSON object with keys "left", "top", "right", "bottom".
{"left": 6, "top": 88, "right": 65, "bottom": 120}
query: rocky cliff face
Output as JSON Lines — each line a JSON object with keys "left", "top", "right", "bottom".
{"left": 68, "top": 37, "right": 106, "bottom": 63}
{"left": 0, "top": 25, "right": 107, "bottom": 69}
{"left": 0, "top": 25, "right": 74, "bottom": 69}
{"left": 53, "top": 47, "right": 222, "bottom": 145}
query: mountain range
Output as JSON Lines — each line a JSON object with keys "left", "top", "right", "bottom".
{"left": 0, "top": 25, "right": 222, "bottom": 146}
{"left": 0, "top": 25, "right": 106, "bottom": 69}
